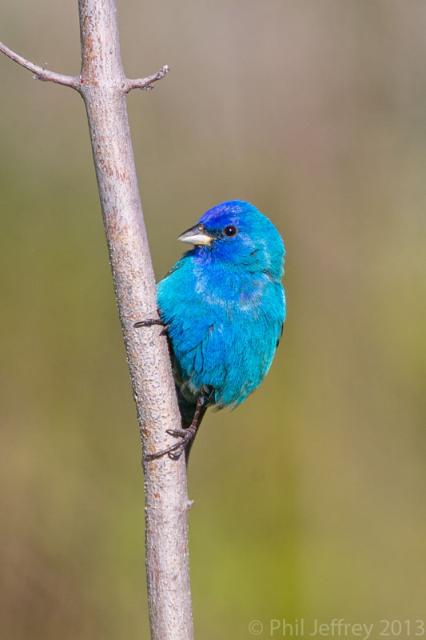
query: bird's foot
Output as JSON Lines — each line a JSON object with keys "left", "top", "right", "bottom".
{"left": 134, "top": 318, "right": 168, "bottom": 335}
{"left": 145, "top": 392, "right": 210, "bottom": 462}
{"left": 134, "top": 318, "right": 164, "bottom": 328}
{"left": 145, "top": 426, "right": 196, "bottom": 462}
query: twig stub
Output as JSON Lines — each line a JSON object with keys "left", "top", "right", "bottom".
{"left": 0, "top": 40, "right": 170, "bottom": 98}
{"left": 125, "top": 64, "right": 170, "bottom": 93}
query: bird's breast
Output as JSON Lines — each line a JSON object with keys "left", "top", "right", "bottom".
{"left": 158, "top": 257, "right": 285, "bottom": 407}
{"left": 193, "top": 264, "right": 269, "bottom": 313}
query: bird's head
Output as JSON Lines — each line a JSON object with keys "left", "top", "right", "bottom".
{"left": 178, "top": 200, "right": 285, "bottom": 278}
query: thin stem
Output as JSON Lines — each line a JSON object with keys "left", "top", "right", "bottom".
{"left": 0, "top": 40, "right": 80, "bottom": 89}
{"left": 125, "top": 64, "right": 170, "bottom": 93}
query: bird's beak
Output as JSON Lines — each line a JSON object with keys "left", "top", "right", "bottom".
{"left": 178, "top": 223, "right": 214, "bottom": 246}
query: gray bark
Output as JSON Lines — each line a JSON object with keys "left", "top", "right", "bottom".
{"left": 1, "top": 1, "right": 194, "bottom": 638}
{"left": 77, "top": 2, "right": 194, "bottom": 638}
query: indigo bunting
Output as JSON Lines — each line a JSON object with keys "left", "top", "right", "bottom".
{"left": 137, "top": 200, "right": 286, "bottom": 460}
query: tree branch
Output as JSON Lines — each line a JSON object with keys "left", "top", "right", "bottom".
{"left": 2, "top": 5, "right": 192, "bottom": 637}
{"left": 0, "top": 40, "right": 79, "bottom": 89}
{"left": 77, "top": 2, "right": 194, "bottom": 640}
{"left": 125, "top": 64, "right": 170, "bottom": 93}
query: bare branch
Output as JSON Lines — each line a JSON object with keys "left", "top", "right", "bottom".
{"left": 78, "top": 2, "right": 193, "bottom": 639}
{"left": 125, "top": 64, "right": 170, "bottom": 93}
{"left": 3, "top": 5, "right": 191, "bottom": 638}
{"left": 0, "top": 41, "right": 79, "bottom": 89}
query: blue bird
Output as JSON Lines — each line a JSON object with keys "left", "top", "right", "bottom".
{"left": 136, "top": 200, "right": 286, "bottom": 461}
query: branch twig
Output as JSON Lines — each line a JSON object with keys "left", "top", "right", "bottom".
{"left": 0, "top": 41, "right": 79, "bottom": 89}
{"left": 125, "top": 64, "right": 170, "bottom": 93}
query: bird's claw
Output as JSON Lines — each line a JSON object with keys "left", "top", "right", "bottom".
{"left": 134, "top": 318, "right": 168, "bottom": 336}
{"left": 134, "top": 318, "right": 165, "bottom": 329}
{"left": 145, "top": 428, "right": 196, "bottom": 462}
{"left": 168, "top": 449, "right": 183, "bottom": 461}
{"left": 166, "top": 428, "right": 187, "bottom": 438}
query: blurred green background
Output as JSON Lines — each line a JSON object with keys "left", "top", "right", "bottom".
{"left": 0, "top": 1, "right": 425, "bottom": 638}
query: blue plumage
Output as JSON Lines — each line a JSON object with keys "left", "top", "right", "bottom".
{"left": 150, "top": 200, "right": 286, "bottom": 459}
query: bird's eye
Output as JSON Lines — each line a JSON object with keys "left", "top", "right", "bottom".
{"left": 224, "top": 225, "right": 237, "bottom": 237}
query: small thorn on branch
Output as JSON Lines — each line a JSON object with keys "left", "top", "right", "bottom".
{"left": 125, "top": 64, "right": 170, "bottom": 93}
{"left": 0, "top": 40, "right": 79, "bottom": 90}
